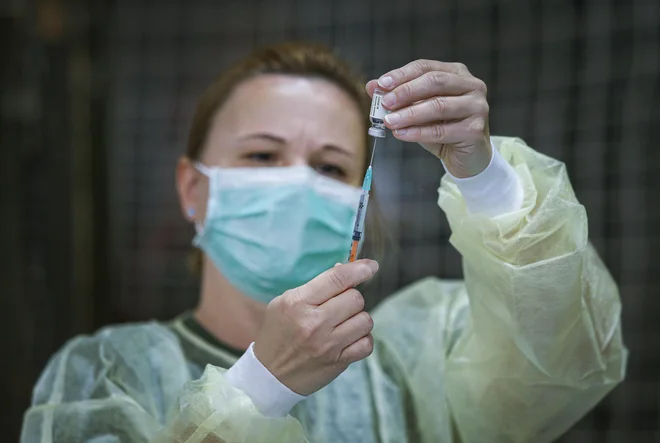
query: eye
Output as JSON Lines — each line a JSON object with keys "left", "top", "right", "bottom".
{"left": 316, "top": 163, "right": 347, "bottom": 178}
{"left": 245, "top": 152, "right": 277, "bottom": 164}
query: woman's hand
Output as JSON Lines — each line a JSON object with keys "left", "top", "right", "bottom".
{"left": 367, "top": 60, "right": 491, "bottom": 178}
{"left": 253, "top": 259, "right": 378, "bottom": 396}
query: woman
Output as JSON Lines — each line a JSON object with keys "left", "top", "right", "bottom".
{"left": 21, "top": 42, "right": 626, "bottom": 443}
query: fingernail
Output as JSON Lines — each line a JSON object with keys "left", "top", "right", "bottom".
{"left": 334, "top": 262, "right": 342, "bottom": 267}
{"left": 187, "top": 208, "right": 195, "bottom": 217}
{"left": 395, "top": 128, "right": 407, "bottom": 136}
{"left": 378, "top": 76, "right": 394, "bottom": 88}
{"left": 384, "top": 113, "right": 400, "bottom": 126}
{"left": 382, "top": 93, "right": 396, "bottom": 107}
{"left": 366, "top": 260, "right": 379, "bottom": 274}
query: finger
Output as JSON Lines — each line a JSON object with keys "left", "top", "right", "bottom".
{"left": 377, "top": 59, "right": 471, "bottom": 91}
{"left": 319, "top": 288, "right": 365, "bottom": 326}
{"left": 332, "top": 311, "right": 373, "bottom": 350}
{"left": 365, "top": 79, "right": 379, "bottom": 98}
{"left": 392, "top": 116, "right": 488, "bottom": 145}
{"left": 383, "top": 95, "right": 488, "bottom": 130}
{"left": 301, "top": 259, "right": 379, "bottom": 305}
{"left": 380, "top": 72, "right": 486, "bottom": 111}
{"left": 337, "top": 333, "right": 374, "bottom": 366}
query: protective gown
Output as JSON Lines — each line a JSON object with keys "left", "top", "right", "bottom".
{"left": 21, "top": 137, "right": 627, "bottom": 443}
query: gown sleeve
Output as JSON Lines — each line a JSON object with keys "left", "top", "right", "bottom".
{"left": 371, "top": 136, "right": 627, "bottom": 443}
{"left": 20, "top": 323, "right": 307, "bottom": 443}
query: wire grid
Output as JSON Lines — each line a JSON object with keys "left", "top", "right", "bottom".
{"left": 108, "top": 0, "right": 660, "bottom": 440}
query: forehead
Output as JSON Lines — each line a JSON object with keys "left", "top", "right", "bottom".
{"left": 208, "top": 74, "right": 366, "bottom": 151}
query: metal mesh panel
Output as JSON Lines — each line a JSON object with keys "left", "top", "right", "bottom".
{"left": 5, "top": 0, "right": 655, "bottom": 440}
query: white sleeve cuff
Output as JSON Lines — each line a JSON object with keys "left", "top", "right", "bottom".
{"left": 442, "top": 141, "right": 523, "bottom": 217}
{"left": 224, "top": 343, "right": 306, "bottom": 418}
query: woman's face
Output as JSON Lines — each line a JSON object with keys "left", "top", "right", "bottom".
{"left": 178, "top": 74, "right": 367, "bottom": 222}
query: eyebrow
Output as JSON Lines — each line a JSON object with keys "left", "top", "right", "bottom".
{"left": 237, "top": 133, "right": 286, "bottom": 144}
{"left": 322, "top": 144, "right": 353, "bottom": 158}
{"left": 237, "top": 133, "right": 355, "bottom": 158}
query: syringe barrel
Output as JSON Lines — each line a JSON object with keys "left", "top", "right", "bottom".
{"left": 354, "top": 193, "right": 369, "bottom": 231}
{"left": 347, "top": 192, "right": 369, "bottom": 262}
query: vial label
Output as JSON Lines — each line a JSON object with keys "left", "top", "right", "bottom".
{"left": 370, "top": 89, "right": 390, "bottom": 122}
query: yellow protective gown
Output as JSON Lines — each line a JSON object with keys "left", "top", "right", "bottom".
{"left": 21, "top": 137, "right": 627, "bottom": 443}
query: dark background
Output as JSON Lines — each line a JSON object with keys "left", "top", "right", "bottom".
{"left": 2, "top": 0, "right": 659, "bottom": 441}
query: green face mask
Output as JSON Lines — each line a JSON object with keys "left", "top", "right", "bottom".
{"left": 193, "top": 164, "right": 361, "bottom": 303}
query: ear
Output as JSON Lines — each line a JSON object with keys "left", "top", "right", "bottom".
{"left": 176, "top": 156, "right": 203, "bottom": 223}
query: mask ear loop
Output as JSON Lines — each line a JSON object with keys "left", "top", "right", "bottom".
{"left": 192, "top": 161, "right": 212, "bottom": 235}
{"left": 194, "top": 161, "right": 212, "bottom": 177}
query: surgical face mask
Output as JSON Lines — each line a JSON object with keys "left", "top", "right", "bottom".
{"left": 193, "top": 164, "right": 362, "bottom": 303}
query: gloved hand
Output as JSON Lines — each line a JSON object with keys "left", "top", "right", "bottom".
{"left": 366, "top": 60, "right": 491, "bottom": 178}
{"left": 253, "top": 259, "right": 379, "bottom": 396}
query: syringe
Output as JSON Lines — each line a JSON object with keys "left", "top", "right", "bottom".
{"left": 347, "top": 87, "right": 388, "bottom": 262}
{"left": 347, "top": 138, "right": 377, "bottom": 262}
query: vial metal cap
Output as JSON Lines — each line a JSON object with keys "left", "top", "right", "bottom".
{"left": 368, "top": 127, "right": 386, "bottom": 138}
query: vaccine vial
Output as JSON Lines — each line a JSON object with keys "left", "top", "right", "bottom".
{"left": 369, "top": 88, "right": 390, "bottom": 138}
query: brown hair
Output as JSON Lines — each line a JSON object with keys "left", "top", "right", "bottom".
{"left": 186, "top": 41, "right": 388, "bottom": 273}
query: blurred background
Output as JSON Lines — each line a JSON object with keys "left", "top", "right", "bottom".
{"left": 1, "top": 0, "right": 658, "bottom": 441}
